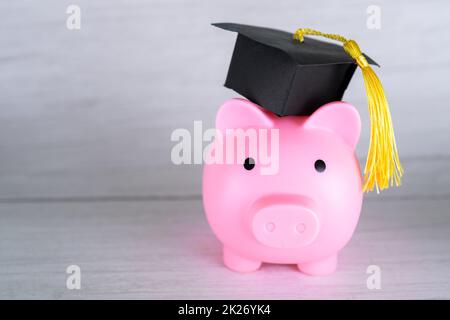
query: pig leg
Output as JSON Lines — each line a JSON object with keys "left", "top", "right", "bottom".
{"left": 223, "top": 247, "right": 261, "bottom": 272}
{"left": 297, "top": 254, "right": 338, "bottom": 276}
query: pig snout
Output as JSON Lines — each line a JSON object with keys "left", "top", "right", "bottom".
{"left": 250, "top": 197, "right": 319, "bottom": 248}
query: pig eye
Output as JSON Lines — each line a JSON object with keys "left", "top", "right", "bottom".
{"left": 243, "top": 157, "right": 255, "bottom": 171}
{"left": 314, "top": 159, "right": 326, "bottom": 172}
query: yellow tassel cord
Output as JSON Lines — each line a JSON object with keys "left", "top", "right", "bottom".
{"left": 293, "top": 28, "right": 403, "bottom": 192}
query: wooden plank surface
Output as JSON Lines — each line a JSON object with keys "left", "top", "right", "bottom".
{"left": 1, "top": 0, "right": 450, "bottom": 199}
{"left": 0, "top": 197, "right": 449, "bottom": 299}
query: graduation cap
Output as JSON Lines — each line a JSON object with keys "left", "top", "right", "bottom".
{"left": 213, "top": 22, "right": 403, "bottom": 192}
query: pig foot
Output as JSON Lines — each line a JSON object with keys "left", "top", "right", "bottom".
{"left": 297, "top": 255, "right": 338, "bottom": 276}
{"left": 223, "top": 247, "right": 261, "bottom": 273}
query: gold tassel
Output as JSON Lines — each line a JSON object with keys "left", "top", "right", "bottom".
{"left": 293, "top": 28, "right": 403, "bottom": 192}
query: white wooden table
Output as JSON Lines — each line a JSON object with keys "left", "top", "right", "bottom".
{"left": 0, "top": 0, "right": 449, "bottom": 299}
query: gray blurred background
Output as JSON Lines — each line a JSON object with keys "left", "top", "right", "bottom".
{"left": 0, "top": 0, "right": 449, "bottom": 299}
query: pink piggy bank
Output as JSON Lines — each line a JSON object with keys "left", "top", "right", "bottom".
{"left": 202, "top": 98, "right": 363, "bottom": 275}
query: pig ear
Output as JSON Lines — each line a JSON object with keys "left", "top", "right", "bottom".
{"left": 216, "top": 98, "right": 274, "bottom": 132}
{"left": 304, "top": 101, "right": 361, "bottom": 149}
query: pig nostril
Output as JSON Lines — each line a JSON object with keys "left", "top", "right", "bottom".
{"left": 296, "top": 223, "right": 306, "bottom": 234}
{"left": 265, "top": 222, "right": 276, "bottom": 232}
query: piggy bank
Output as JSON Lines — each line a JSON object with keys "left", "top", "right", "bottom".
{"left": 202, "top": 98, "right": 363, "bottom": 275}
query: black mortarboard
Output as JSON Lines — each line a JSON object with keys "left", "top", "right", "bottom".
{"left": 213, "top": 22, "right": 403, "bottom": 193}
{"left": 213, "top": 22, "right": 377, "bottom": 117}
